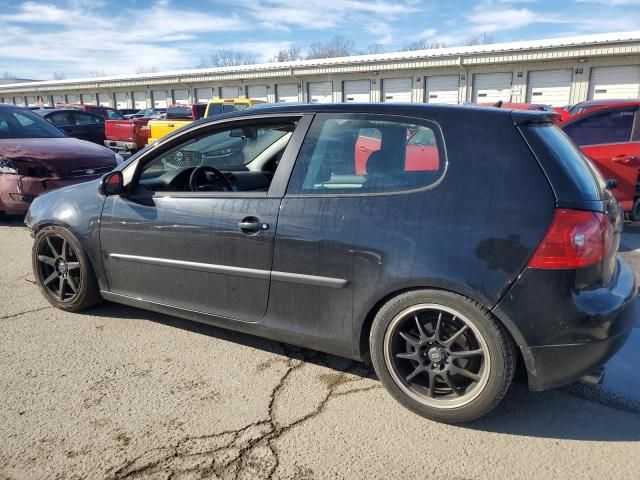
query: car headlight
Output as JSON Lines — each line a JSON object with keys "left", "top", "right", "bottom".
{"left": 0, "top": 158, "right": 17, "bottom": 174}
{"left": 114, "top": 153, "right": 124, "bottom": 165}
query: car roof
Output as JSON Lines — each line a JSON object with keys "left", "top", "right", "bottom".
{"left": 194, "top": 102, "right": 556, "bottom": 126}
{"left": 574, "top": 99, "right": 640, "bottom": 108}
{"left": 33, "top": 108, "right": 102, "bottom": 116}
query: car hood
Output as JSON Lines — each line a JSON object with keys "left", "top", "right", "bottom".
{"left": 0, "top": 137, "right": 116, "bottom": 173}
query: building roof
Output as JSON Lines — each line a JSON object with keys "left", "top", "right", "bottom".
{"left": 2, "top": 30, "right": 640, "bottom": 91}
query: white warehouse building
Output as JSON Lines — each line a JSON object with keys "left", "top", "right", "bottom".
{"left": 1, "top": 31, "right": 640, "bottom": 109}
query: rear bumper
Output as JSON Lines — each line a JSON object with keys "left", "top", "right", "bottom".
{"left": 493, "top": 257, "right": 637, "bottom": 391}
{"left": 0, "top": 174, "right": 100, "bottom": 214}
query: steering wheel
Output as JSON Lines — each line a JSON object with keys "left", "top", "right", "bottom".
{"left": 189, "top": 165, "right": 234, "bottom": 192}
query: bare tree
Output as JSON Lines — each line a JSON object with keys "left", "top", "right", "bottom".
{"left": 51, "top": 72, "right": 66, "bottom": 80}
{"left": 307, "top": 35, "right": 355, "bottom": 59}
{"left": 134, "top": 66, "right": 158, "bottom": 74}
{"left": 2, "top": 71, "right": 17, "bottom": 80}
{"left": 274, "top": 46, "right": 302, "bottom": 62}
{"left": 200, "top": 50, "right": 258, "bottom": 68}
{"left": 89, "top": 70, "right": 106, "bottom": 78}
{"left": 464, "top": 32, "right": 494, "bottom": 46}
{"left": 365, "top": 43, "right": 386, "bottom": 54}
{"left": 402, "top": 39, "right": 446, "bottom": 51}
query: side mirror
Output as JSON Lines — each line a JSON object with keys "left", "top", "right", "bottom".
{"left": 98, "top": 170, "right": 124, "bottom": 196}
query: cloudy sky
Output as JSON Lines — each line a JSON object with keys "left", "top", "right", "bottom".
{"left": 1, "top": 0, "right": 639, "bottom": 80}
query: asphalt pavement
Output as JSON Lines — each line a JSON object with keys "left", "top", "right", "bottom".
{"left": 0, "top": 214, "right": 638, "bottom": 479}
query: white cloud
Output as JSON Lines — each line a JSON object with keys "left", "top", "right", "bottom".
{"left": 466, "top": 7, "right": 565, "bottom": 33}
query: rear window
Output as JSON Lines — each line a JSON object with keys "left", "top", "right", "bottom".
{"left": 206, "top": 102, "right": 251, "bottom": 118}
{"left": 288, "top": 113, "right": 445, "bottom": 195}
{"left": 521, "top": 124, "right": 607, "bottom": 201}
{"left": 166, "top": 107, "right": 194, "bottom": 120}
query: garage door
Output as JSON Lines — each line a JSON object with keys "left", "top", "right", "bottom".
{"left": 66, "top": 94, "right": 78, "bottom": 104}
{"left": 38, "top": 95, "right": 51, "bottom": 107}
{"left": 308, "top": 81, "right": 333, "bottom": 103}
{"left": 82, "top": 93, "right": 96, "bottom": 105}
{"left": 343, "top": 80, "right": 371, "bottom": 102}
{"left": 173, "top": 89, "right": 189, "bottom": 105}
{"left": 277, "top": 84, "right": 299, "bottom": 103}
{"left": 246, "top": 85, "right": 268, "bottom": 101}
{"left": 195, "top": 88, "right": 213, "bottom": 103}
{"left": 152, "top": 90, "right": 168, "bottom": 108}
{"left": 25, "top": 96, "right": 36, "bottom": 107}
{"left": 133, "top": 91, "right": 147, "bottom": 109}
{"left": 424, "top": 75, "right": 460, "bottom": 104}
{"left": 526, "top": 69, "right": 572, "bottom": 106}
{"left": 588, "top": 66, "right": 640, "bottom": 100}
{"left": 115, "top": 92, "right": 128, "bottom": 109}
{"left": 472, "top": 73, "right": 512, "bottom": 103}
{"left": 98, "top": 93, "right": 110, "bottom": 107}
{"left": 382, "top": 78, "right": 412, "bottom": 102}
{"left": 220, "top": 86, "right": 240, "bottom": 98}
{"left": 53, "top": 95, "right": 64, "bottom": 105}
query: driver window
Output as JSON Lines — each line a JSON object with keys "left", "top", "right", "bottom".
{"left": 137, "top": 121, "right": 298, "bottom": 193}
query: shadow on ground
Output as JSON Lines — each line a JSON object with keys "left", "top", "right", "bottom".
{"left": 0, "top": 214, "right": 26, "bottom": 227}
{"left": 83, "top": 301, "right": 640, "bottom": 443}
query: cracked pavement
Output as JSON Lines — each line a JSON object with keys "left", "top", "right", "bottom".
{"left": 1, "top": 215, "right": 639, "bottom": 479}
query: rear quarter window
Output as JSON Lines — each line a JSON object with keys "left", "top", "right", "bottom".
{"left": 288, "top": 113, "right": 446, "bottom": 195}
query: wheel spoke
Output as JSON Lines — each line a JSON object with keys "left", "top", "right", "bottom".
{"left": 58, "top": 277, "right": 66, "bottom": 300}
{"left": 426, "top": 370, "right": 436, "bottom": 398}
{"left": 444, "top": 324, "right": 468, "bottom": 347}
{"left": 451, "top": 365, "right": 481, "bottom": 383}
{"left": 43, "top": 271, "right": 58, "bottom": 286}
{"left": 414, "top": 313, "right": 428, "bottom": 342}
{"left": 450, "top": 349, "right": 484, "bottom": 359}
{"left": 66, "top": 262, "right": 80, "bottom": 270}
{"left": 396, "top": 351, "right": 419, "bottom": 360}
{"left": 37, "top": 255, "right": 56, "bottom": 267}
{"left": 441, "top": 371, "right": 461, "bottom": 396}
{"left": 61, "top": 239, "right": 68, "bottom": 261}
{"left": 66, "top": 275, "right": 78, "bottom": 293}
{"left": 431, "top": 311, "right": 443, "bottom": 342}
{"left": 46, "top": 237, "right": 59, "bottom": 258}
{"left": 405, "top": 365, "right": 423, "bottom": 382}
{"left": 399, "top": 331, "right": 420, "bottom": 347}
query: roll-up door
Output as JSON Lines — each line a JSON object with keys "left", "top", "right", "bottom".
{"left": 588, "top": 66, "right": 640, "bottom": 100}
{"left": 152, "top": 90, "right": 168, "bottom": 108}
{"left": 66, "top": 94, "right": 78, "bottom": 104}
{"left": 82, "top": 93, "right": 96, "bottom": 105}
{"left": 424, "top": 75, "right": 459, "bottom": 104}
{"left": 133, "top": 91, "right": 147, "bottom": 109}
{"left": 246, "top": 85, "right": 268, "bottom": 101}
{"left": 173, "top": 89, "right": 189, "bottom": 105}
{"left": 276, "top": 84, "right": 299, "bottom": 102}
{"left": 382, "top": 77, "right": 412, "bottom": 102}
{"left": 472, "top": 72, "right": 513, "bottom": 103}
{"left": 220, "top": 86, "right": 240, "bottom": 98}
{"left": 115, "top": 92, "right": 128, "bottom": 109}
{"left": 195, "top": 88, "right": 213, "bottom": 103}
{"left": 53, "top": 95, "right": 64, "bottom": 105}
{"left": 98, "top": 93, "right": 110, "bottom": 107}
{"left": 25, "top": 96, "right": 36, "bottom": 107}
{"left": 343, "top": 80, "right": 371, "bottom": 102}
{"left": 525, "top": 69, "right": 572, "bottom": 106}
{"left": 308, "top": 81, "right": 333, "bottom": 103}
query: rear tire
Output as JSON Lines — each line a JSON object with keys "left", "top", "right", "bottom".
{"left": 627, "top": 197, "right": 640, "bottom": 222}
{"left": 369, "top": 289, "right": 515, "bottom": 423}
{"left": 32, "top": 226, "right": 101, "bottom": 312}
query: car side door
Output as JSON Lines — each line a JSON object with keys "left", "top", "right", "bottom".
{"left": 46, "top": 111, "right": 74, "bottom": 137}
{"left": 99, "top": 113, "right": 311, "bottom": 323}
{"left": 70, "top": 112, "right": 104, "bottom": 144}
{"left": 562, "top": 106, "right": 640, "bottom": 211}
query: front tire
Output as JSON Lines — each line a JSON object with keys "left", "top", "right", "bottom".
{"left": 369, "top": 290, "right": 515, "bottom": 423}
{"left": 32, "top": 226, "right": 101, "bottom": 312}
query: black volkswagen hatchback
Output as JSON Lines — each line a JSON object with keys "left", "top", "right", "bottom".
{"left": 26, "top": 104, "right": 636, "bottom": 423}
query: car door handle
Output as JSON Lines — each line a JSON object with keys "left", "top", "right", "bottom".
{"left": 238, "top": 218, "right": 269, "bottom": 234}
{"left": 611, "top": 155, "right": 639, "bottom": 165}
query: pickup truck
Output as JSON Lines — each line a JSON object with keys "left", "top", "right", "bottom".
{"left": 104, "top": 117, "right": 153, "bottom": 154}
{"left": 147, "top": 104, "right": 206, "bottom": 144}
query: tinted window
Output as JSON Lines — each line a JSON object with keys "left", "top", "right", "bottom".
{"left": 107, "top": 110, "right": 124, "bottom": 119}
{"left": 563, "top": 109, "right": 636, "bottom": 146}
{"left": 288, "top": 114, "right": 445, "bottom": 195}
{"left": 0, "top": 107, "right": 65, "bottom": 139}
{"left": 73, "top": 112, "right": 102, "bottom": 125}
{"left": 47, "top": 112, "right": 72, "bottom": 126}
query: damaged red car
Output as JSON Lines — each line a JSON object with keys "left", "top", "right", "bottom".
{"left": 0, "top": 104, "right": 119, "bottom": 215}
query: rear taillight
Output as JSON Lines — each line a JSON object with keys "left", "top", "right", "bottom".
{"left": 528, "top": 209, "right": 613, "bottom": 269}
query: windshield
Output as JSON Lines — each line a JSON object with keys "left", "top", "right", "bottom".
{"left": 0, "top": 107, "right": 66, "bottom": 139}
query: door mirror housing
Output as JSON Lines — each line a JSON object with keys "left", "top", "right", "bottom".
{"left": 98, "top": 170, "right": 124, "bottom": 196}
